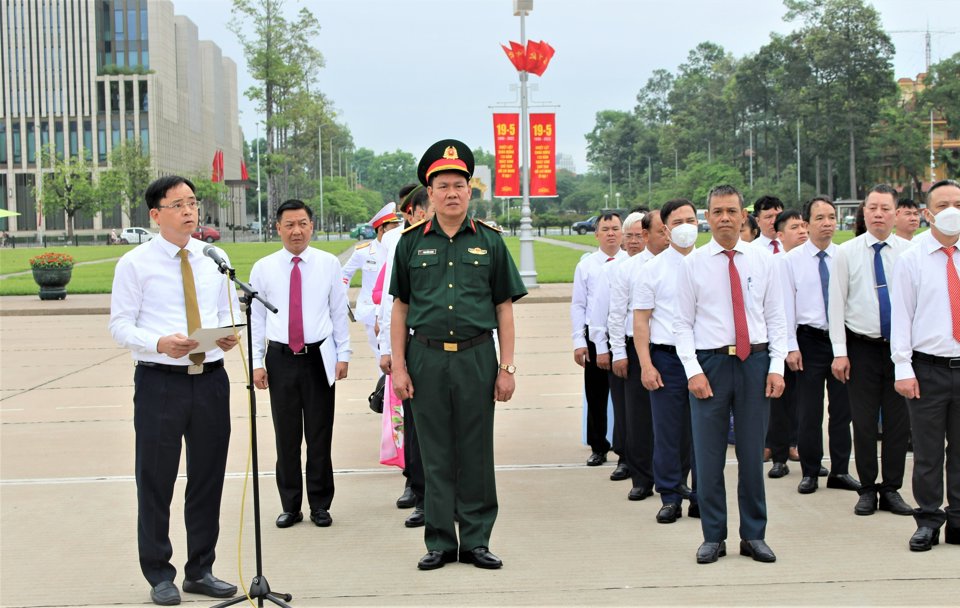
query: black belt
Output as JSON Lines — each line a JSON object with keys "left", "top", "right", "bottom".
{"left": 913, "top": 351, "right": 960, "bottom": 369}
{"left": 137, "top": 359, "right": 224, "bottom": 375}
{"left": 798, "top": 324, "right": 830, "bottom": 339}
{"left": 697, "top": 343, "right": 768, "bottom": 357}
{"left": 412, "top": 331, "right": 492, "bottom": 353}
{"left": 650, "top": 343, "right": 677, "bottom": 354}
{"left": 846, "top": 329, "right": 887, "bottom": 344}
{"left": 269, "top": 340, "right": 324, "bottom": 356}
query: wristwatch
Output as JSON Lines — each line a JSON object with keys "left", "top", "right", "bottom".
{"left": 498, "top": 363, "right": 516, "bottom": 374}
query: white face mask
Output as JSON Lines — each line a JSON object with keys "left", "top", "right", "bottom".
{"left": 931, "top": 206, "right": 960, "bottom": 237}
{"left": 671, "top": 223, "right": 698, "bottom": 248}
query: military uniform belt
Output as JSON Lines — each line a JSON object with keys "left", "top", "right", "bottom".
{"left": 412, "top": 330, "right": 492, "bottom": 353}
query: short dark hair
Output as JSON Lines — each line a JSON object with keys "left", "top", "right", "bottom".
{"left": 630, "top": 205, "right": 650, "bottom": 214}
{"left": 410, "top": 187, "right": 431, "bottom": 213}
{"left": 854, "top": 202, "right": 867, "bottom": 236}
{"left": 707, "top": 184, "right": 744, "bottom": 209}
{"left": 897, "top": 198, "right": 919, "bottom": 210}
{"left": 145, "top": 176, "right": 195, "bottom": 210}
{"left": 743, "top": 213, "right": 760, "bottom": 240}
{"left": 276, "top": 199, "right": 314, "bottom": 221}
{"left": 928, "top": 178, "right": 960, "bottom": 197}
{"left": 753, "top": 195, "right": 784, "bottom": 216}
{"left": 866, "top": 183, "right": 898, "bottom": 205}
{"left": 641, "top": 208, "right": 661, "bottom": 231}
{"left": 596, "top": 212, "right": 622, "bottom": 231}
{"left": 775, "top": 209, "right": 803, "bottom": 233}
{"left": 802, "top": 195, "right": 836, "bottom": 222}
{"left": 660, "top": 198, "right": 697, "bottom": 224}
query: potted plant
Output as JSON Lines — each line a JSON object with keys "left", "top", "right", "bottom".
{"left": 30, "top": 252, "right": 75, "bottom": 300}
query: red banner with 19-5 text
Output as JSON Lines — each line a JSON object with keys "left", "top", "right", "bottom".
{"left": 493, "top": 113, "right": 519, "bottom": 197}
{"left": 529, "top": 113, "right": 556, "bottom": 197}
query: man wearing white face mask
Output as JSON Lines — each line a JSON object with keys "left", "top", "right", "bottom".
{"left": 890, "top": 178, "right": 960, "bottom": 551}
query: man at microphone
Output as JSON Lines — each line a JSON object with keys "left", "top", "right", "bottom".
{"left": 109, "top": 175, "right": 241, "bottom": 606}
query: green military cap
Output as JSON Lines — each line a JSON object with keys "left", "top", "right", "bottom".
{"left": 417, "top": 139, "right": 475, "bottom": 186}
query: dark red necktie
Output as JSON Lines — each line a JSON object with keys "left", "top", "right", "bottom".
{"left": 606, "top": 256, "right": 615, "bottom": 262}
{"left": 723, "top": 250, "right": 750, "bottom": 361}
{"left": 771, "top": 240, "right": 781, "bottom": 254}
{"left": 943, "top": 246, "right": 960, "bottom": 343}
{"left": 289, "top": 256, "right": 304, "bottom": 352}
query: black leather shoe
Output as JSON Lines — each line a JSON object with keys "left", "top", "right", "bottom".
{"left": 150, "top": 581, "right": 180, "bottom": 606}
{"left": 628, "top": 485, "right": 654, "bottom": 501}
{"left": 586, "top": 452, "right": 607, "bottom": 466}
{"left": 459, "top": 547, "right": 502, "bottom": 569}
{"left": 879, "top": 491, "right": 914, "bottom": 515}
{"left": 768, "top": 462, "right": 789, "bottom": 479}
{"left": 909, "top": 527, "right": 940, "bottom": 552}
{"left": 740, "top": 539, "right": 776, "bottom": 563}
{"left": 818, "top": 466, "right": 829, "bottom": 477}
{"left": 417, "top": 550, "right": 457, "bottom": 570}
{"left": 396, "top": 486, "right": 416, "bottom": 509}
{"left": 826, "top": 473, "right": 861, "bottom": 491}
{"left": 696, "top": 541, "right": 726, "bottom": 564}
{"left": 182, "top": 573, "right": 237, "bottom": 599}
{"left": 688, "top": 503, "right": 701, "bottom": 518}
{"left": 797, "top": 476, "right": 818, "bottom": 494}
{"left": 609, "top": 462, "right": 630, "bottom": 481}
{"left": 310, "top": 508, "right": 333, "bottom": 527}
{"left": 945, "top": 526, "right": 960, "bottom": 544}
{"left": 656, "top": 503, "right": 683, "bottom": 524}
{"left": 855, "top": 492, "right": 878, "bottom": 516}
{"left": 678, "top": 483, "right": 692, "bottom": 498}
{"left": 405, "top": 506, "right": 425, "bottom": 528}
{"left": 275, "top": 511, "right": 303, "bottom": 528}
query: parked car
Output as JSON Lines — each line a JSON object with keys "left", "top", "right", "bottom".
{"left": 193, "top": 225, "right": 221, "bottom": 243}
{"left": 119, "top": 227, "right": 156, "bottom": 244}
{"left": 697, "top": 209, "right": 710, "bottom": 232}
{"left": 571, "top": 215, "right": 598, "bottom": 235}
{"left": 350, "top": 223, "right": 376, "bottom": 240}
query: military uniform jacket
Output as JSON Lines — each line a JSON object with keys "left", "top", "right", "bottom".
{"left": 341, "top": 238, "right": 387, "bottom": 326}
{"left": 389, "top": 217, "right": 527, "bottom": 340}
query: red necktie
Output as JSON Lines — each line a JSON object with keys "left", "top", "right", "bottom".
{"left": 289, "top": 256, "right": 304, "bottom": 352}
{"left": 943, "top": 246, "right": 960, "bottom": 343}
{"left": 771, "top": 240, "right": 781, "bottom": 254}
{"left": 723, "top": 250, "right": 751, "bottom": 361}
{"left": 606, "top": 256, "right": 615, "bottom": 262}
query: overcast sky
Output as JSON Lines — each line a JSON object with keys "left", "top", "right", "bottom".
{"left": 174, "top": 0, "right": 959, "bottom": 174}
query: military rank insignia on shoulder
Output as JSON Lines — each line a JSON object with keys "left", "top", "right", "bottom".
{"left": 355, "top": 241, "right": 371, "bottom": 250}
{"left": 402, "top": 219, "right": 427, "bottom": 234}
{"left": 476, "top": 219, "right": 503, "bottom": 232}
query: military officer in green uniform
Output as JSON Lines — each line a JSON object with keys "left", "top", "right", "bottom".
{"left": 389, "top": 139, "right": 527, "bottom": 571}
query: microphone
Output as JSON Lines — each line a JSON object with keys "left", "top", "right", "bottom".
{"left": 203, "top": 244, "right": 232, "bottom": 274}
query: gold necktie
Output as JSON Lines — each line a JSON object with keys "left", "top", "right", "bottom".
{"left": 179, "top": 249, "right": 205, "bottom": 366}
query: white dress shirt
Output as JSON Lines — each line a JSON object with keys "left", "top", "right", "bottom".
{"left": 781, "top": 240, "right": 836, "bottom": 351}
{"left": 754, "top": 233, "right": 783, "bottom": 255}
{"left": 633, "top": 246, "right": 685, "bottom": 346}
{"left": 249, "top": 246, "right": 351, "bottom": 377}
{"left": 571, "top": 248, "right": 626, "bottom": 349}
{"left": 603, "top": 249, "right": 655, "bottom": 361}
{"left": 341, "top": 238, "right": 387, "bottom": 326}
{"left": 109, "top": 235, "right": 241, "bottom": 364}
{"left": 674, "top": 238, "right": 787, "bottom": 379}
{"left": 828, "top": 231, "right": 908, "bottom": 356}
{"left": 890, "top": 235, "right": 960, "bottom": 380}
{"left": 376, "top": 223, "right": 405, "bottom": 356}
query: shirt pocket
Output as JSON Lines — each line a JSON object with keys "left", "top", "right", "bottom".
{"left": 411, "top": 255, "right": 440, "bottom": 292}
{"left": 460, "top": 252, "right": 491, "bottom": 291}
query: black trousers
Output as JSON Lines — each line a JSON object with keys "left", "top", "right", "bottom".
{"left": 585, "top": 337, "right": 611, "bottom": 454}
{"left": 402, "top": 398, "right": 425, "bottom": 504}
{"left": 766, "top": 369, "right": 797, "bottom": 463}
{"left": 134, "top": 365, "right": 231, "bottom": 586}
{"left": 795, "top": 326, "right": 852, "bottom": 478}
{"left": 266, "top": 343, "right": 335, "bottom": 513}
{"left": 846, "top": 332, "right": 908, "bottom": 495}
{"left": 618, "top": 340, "right": 654, "bottom": 488}
{"left": 907, "top": 358, "right": 960, "bottom": 530}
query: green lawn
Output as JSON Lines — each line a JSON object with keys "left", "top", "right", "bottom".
{"left": 502, "top": 237, "right": 587, "bottom": 283}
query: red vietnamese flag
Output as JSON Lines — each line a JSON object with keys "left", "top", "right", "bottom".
{"left": 529, "top": 113, "right": 556, "bottom": 197}
{"left": 211, "top": 150, "right": 224, "bottom": 182}
{"left": 240, "top": 158, "right": 250, "bottom": 181}
{"left": 509, "top": 41, "right": 527, "bottom": 71}
{"left": 493, "top": 113, "right": 520, "bottom": 197}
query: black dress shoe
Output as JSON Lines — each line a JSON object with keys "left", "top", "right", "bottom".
{"left": 150, "top": 581, "right": 180, "bottom": 606}
{"left": 459, "top": 547, "right": 502, "bottom": 569}
{"left": 628, "top": 485, "right": 654, "bottom": 501}
{"left": 797, "top": 476, "right": 818, "bottom": 494}
{"left": 855, "top": 492, "right": 878, "bottom": 516}
{"left": 656, "top": 503, "right": 683, "bottom": 524}
{"left": 396, "top": 486, "right": 416, "bottom": 509}
{"left": 768, "top": 462, "right": 789, "bottom": 479}
{"left": 586, "top": 452, "right": 607, "bottom": 466}
{"left": 405, "top": 506, "right": 425, "bottom": 528}
{"left": 417, "top": 550, "right": 457, "bottom": 570}
{"left": 688, "top": 503, "right": 701, "bottom": 518}
{"left": 945, "top": 526, "right": 960, "bottom": 544}
{"left": 678, "top": 483, "right": 692, "bottom": 498}
{"left": 909, "top": 527, "right": 940, "bottom": 552}
{"left": 275, "top": 511, "right": 303, "bottom": 528}
{"left": 739, "top": 539, "right": 776, "bottom": 563}
{"left": 310, "top": 508, "right": 333, "bottom": 527}
{"left": 696, "top": 541, "right": 726, "bottom": 564}
{"left": 826, "top": 473, "right": 860, "bottom": 491}
{"left": 818, "top": 466, "right": 829, "bottom": 477}
{"left": 609, "top": 462, "right": 630, "bottom": 481}
{"left": 879, "top": 490, "right": 914, "bottom": 515}
{"left": 182, "top": 573, "right": 237, "bottom": 599}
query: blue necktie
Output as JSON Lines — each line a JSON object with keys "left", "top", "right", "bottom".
{"left": 871, "top": 242, "right": 891, "bottom": 341}
{"left": 817, "top": 250, "right": 829, "bottom": 322}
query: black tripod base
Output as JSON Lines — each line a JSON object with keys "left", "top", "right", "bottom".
{"left": 212, "top": 576, "right": 292, "bottom": 607}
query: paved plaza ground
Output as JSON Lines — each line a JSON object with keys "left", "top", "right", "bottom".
{"left": 1, "top": 288, "right": 957, "bottom": 607}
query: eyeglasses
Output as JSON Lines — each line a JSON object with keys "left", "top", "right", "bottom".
{"left": 158, "top": 199, "right": 199, "bottom": 211}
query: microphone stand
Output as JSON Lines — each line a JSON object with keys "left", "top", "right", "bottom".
{"left": 212, "top": 263, "right": 292, "bottom": 608}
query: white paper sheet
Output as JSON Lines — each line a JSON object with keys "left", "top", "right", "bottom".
{"left": 188, "top": 325, "right": 245, "bottom": 354}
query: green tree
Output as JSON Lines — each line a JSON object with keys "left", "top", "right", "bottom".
{"left": 98, "top": 140, "right": 153, "bottom": 223}
{"left": 34, "top": 145, "right": 100, "bottom": 238}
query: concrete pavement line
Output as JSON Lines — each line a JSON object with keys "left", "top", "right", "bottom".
{"left": 0, "top": 255, "right": 122, "bottom": 280}
{"left": 534, "top": 236, "right": 595, "bottom": 252}
{"left": 0, "top": 350, "right": 129, "bottom": 402}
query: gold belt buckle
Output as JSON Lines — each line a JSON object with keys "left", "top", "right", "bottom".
{"left": 188, "top": 364, "right": 204, "bottom": 375}
{"left": 727, "top": 346, "right": 737, "bottom": 356}
{"left": 443, "top": 342, "right": 458, "bottom": 352}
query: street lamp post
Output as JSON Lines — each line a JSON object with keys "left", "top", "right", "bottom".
{"left": 256, "top": 122, "right": 263, "bottom": 242}
{"left": 515, "top": 0, "right": 537, "bottom": 288}
{"left": 615, "top": 192, "right": 621, "bottom": 209}
{"left": 318, "top": 125, "right": 325, "bottom": 233}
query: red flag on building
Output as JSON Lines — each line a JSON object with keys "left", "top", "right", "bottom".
{"left": 493, "top": 113, "right": 520, "bottom": 197}
{"left": 529, "top": 113, "right": 557, "bottom": 197}
{"left": 240, "top": 158, "right": 250, "bottom": 181}
{"left": 212, "top": 150, "right": 224, "bottom": 182}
